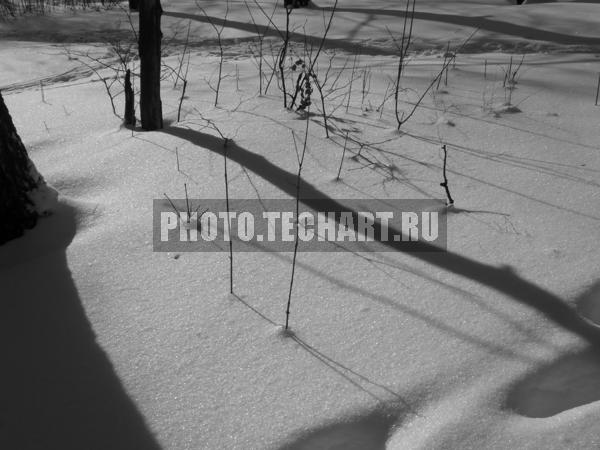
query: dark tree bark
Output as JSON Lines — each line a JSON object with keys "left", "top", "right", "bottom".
{"left": 139, "top": 0, "right": 163, "bottom": 131}
{"left": 284, "top": 0, "right": 309, "bottom": 8}
{"left": 124, "top": 69, "right": 136, "bottom": 128}
{"left": 0, "top": 91, "right": 43, "bottom": 245}
{"left": 129, "top": 0, "right": 139, "bottom": 10}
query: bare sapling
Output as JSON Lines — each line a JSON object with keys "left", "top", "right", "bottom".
{"left": 245, "top": 0, "right": 278, "bottom": 96}
{"left": 182, "top": 111, "right": 234, "bottom": 292}
{"left": 177, "top": 54, "right": 191, "bottom": 122}
{"left": 503, "top": 56, "right": 512, "bottom": 88}
{"left": 311, "top": 66, "right": 328, "bottom": 136}
{"left": 164, "top": 184, "right": 207, "bottom": 246}
{"left": 263, "top": 42, "right": 280, "bottom": 95}
{"left": 67, "top": 48, "right": 122, "bottom": 118}
{"left": 279, "top": 5, "right": 293, "bottom": 107}
{"left": 40, "top": 80, "right": 47, "bottom": 104}
{"left": 392, "top": 0, "right": 416, "bottom": 128}
{"left": 360, "top": 67, "right": 372, "bottom": 111}
{"left": 444, "top": 42, "right": 450, "bottom": 86}
{"left": 389, "top": 0, "right": 477, "bottom": 129}
{"left": 289, "top": 46, "right": 347, "bottom": 137}
{"left": 376, "top": 80, "right": 395, "bottom": 119}
{"left": 502, "top": 54, "right": 524, "bottom": 89}
{"left": 223, "top": 138, "right": 233, "bottom": 294}
{"left": 251, "top": 0, "right": 285, "bottom": 95}
{"left": 436, "top": 41, "right": 450, "bottom": 90}
{"left": 184, "top": 182, "right": 191, "bottom": 219}
{"left": 64, "top": 8, "right": 139, "bottom": 120}
{"left": 186, "top": 108, "right": 231, "bottom": 141}
{"left": 345, "top": 51, "right": 360, "bottom": 113}
{"left": 595, "top": 72, "right": 600, "bottom": 106}
{"left": 163, "top": 193, "right": 179, "bottom": 218}
{"left": 177, "top": 79, "right": 189, "bottom": 122}
{"left": 287, "top": 0, "right": 338, "bottom": 135}
{"left": 161, "top": 24, "right": 192, "bottom": 122}
{"left": 440, "top": 144, "right": 454, "bottom": 206}
{"left": 501, "top": 55, "right": 525, "bottom": 106}
{"left": 174, "top": 20, "right": 191, "bottom": 89}
{"left": 336, "top": 130, "right": 349, "bottom": 180}
{"left": 196, "top": 0, "right": 229, "bottom": 106}
{"left": 396, "top": 28, "right": 478, "bottom": 129}
{"left": 285, "top": 107, "right": 310, "bottom": 330}
{"left": 315, "top": 52, "right": 354, "bottom": 129}
{"left": 177, "top": 23, "right": 191, "bottom": 121}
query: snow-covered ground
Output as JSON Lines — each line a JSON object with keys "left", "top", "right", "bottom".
{"left": 1, "top": 1, "right": 600, "bottom": 449}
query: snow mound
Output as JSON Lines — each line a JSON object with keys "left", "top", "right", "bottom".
{"left": 492, "top": 103, "right": 522, "bottom": 116}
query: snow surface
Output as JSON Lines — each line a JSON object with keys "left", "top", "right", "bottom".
{"left": 1, "top": 1, "right": 600, "bottom": 449}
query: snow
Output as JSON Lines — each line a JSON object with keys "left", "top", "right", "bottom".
{"left": 1, "top": 1, "right": 600, "bottom": 449}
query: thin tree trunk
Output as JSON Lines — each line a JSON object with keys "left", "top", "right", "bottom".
{"left": 0, "top": 91, "right": 43, "bottom": 245}
{"left": 139, "top": 0, "right": 163, "bottom": 131}
{"left": 124, "top": 69, "right": 136, "bottom": 128}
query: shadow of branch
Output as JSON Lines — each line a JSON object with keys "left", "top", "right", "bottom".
{"left": 162, "top": 124, "right": 600, "bottom": 348}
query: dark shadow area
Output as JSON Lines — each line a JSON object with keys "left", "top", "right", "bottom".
{"left": 278, "top": 408, "right": 399, "bottom": 450}
{"left": 164, "top": 6, "right": 600, "bottom": 56}
{"left": 163, "top": 10, "right": 399, "bottom": 56}
{"left": 162, "top": 125, "right": 600, "bottom": 348}
{"left": 322, "top": 6, "right": 600, "bottom": 47}
{"left": 508, "top": 280, "right": 600, "bottom": 417}
{"left": 0, "top": 202, "right": 161, "bottom": 450}
{"left": 507, "top": 348, "right": 600, "bottom": 417}
{"left": 2, "top": 5, "right": 599, "bottom": 52}
{"left": 576, "top": 280, "right": 600, "bottom": 326}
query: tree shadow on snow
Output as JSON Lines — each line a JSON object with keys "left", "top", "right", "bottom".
{"left": 507, "top": 347, "right": 600, "bottom": 418}
{"left": 321, "top": 6, "right": 600, "bottom": 48}
{"left": 163, "top": 10, "right": 398, "bottom": 56}
{"left": 278, "top": 408, "right": 400, "bottom": 450}
{"left": 164, "top": 6, "right": 600, "bottom": 56}
{"left": 162, "top": 125, "right": 600, "bottom": 349}
{"left": 507, "top": 280, "right": 600, "bottom": 417}
{"left": 0, "top": 202, "right": 161, "bottom": 450}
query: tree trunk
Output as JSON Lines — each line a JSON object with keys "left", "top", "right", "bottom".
{"left": 129, "top": 0, "right": 139, "bottom": 10}
{"left": 285, "top": 0, "right": 309, "bottom": 8}
{"left": 0, "top": 91, "right": 43, "bottom": 245}
{"left": 139, "top": 0, "right": 163, "bottom": 131}
{"left": 124, "top": 69, "right": 136, "bottom": 128}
